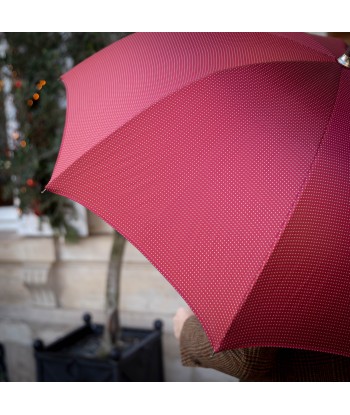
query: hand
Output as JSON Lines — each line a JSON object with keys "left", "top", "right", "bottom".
{"left": 173, "top": 307, "right": 195, "bottom": 340}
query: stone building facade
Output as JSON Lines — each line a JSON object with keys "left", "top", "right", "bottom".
{"left": 0, "top": 208, "right": 235, "bottom": 382}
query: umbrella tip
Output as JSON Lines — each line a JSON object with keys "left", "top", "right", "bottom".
{"left": 337, "top": 46, "right": 350, "bottom": 68}
{"left": 41, "top": 188, "right": 47, "bottom": 194}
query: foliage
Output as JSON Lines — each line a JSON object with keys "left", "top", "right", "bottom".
{"left": 0, "top": 32, "right": 131, "bottom": 241}
{"left": 0, "top": 32, "right": 132, "bottom": 350}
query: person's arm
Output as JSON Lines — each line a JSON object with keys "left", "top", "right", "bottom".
{"left": 178, "top": 314, "right": 278, "bottom": 381}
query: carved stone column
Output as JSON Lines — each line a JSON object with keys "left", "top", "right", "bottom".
{"left": 0, "top": 236, "right": 58, "bottom": 307}
{"left": 21, "top": 262, "right": 57, "bottom": 307}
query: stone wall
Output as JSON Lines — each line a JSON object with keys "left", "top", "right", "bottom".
{"left": 0, "top": 210, "right": 236, "bottom": 382}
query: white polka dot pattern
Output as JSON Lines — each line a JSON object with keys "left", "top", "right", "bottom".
{"left": 46, "top": 33, "right": 350, "bottom": 357}
{"left": 51, "top": 32, "right": 334, "bottom": 180}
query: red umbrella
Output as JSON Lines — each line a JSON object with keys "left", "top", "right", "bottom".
{"left": 44, "top": 33, "right": 350, "bottom": 357}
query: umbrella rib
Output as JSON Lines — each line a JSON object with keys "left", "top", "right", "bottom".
{"left": 217, "top": 66, "right": 344, "bottom": 353}
{"left": 46, "top": 59, "right": 336, "bottom": 192}
{"left": 270, "top": 32, "right": 336, "bottom": 60}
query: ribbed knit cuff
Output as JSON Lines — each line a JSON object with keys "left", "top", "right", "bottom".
{"left": 179, "top": 315, "right": 278, "bottom": 381}
{"left": 179, "top": 315, "right": 214, "bottom": 367}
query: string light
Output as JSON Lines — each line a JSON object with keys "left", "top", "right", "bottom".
{"left": 20, "top": 140, "right": 26, "bottom": 148}
{"left": 27, "top": 80, "right": 46, "bottom": 107}
{"left": 26, "top": 178, "right": 35, "bottom": 187}
{"left": 36, "top": 80, "right": 46, "bottom": 90}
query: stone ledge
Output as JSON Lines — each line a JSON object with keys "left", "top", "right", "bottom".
{"left": 0, "top": 304, "right": 105, "bottom": 328}
{"left": 0, "top": 305, "right": 181, "bottom": 335}
{"left": 0, "top": 234, "right": 119, "bottom": 263}
{"left": 123, "top": 240, "right": 151, "bottom": 263}
{"left": 58, "top": 235, "right": 114, "bottom": 262}
{"left": 0, "top": 237, "right": 55, "bottom": 263}
{"left": 87, "top": 210, "right": 114, "bottom": 235}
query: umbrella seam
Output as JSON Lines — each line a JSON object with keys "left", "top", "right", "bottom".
{"left": 46, "top": 60, "right": 336, "bottom": 190}
{"left": 46, "top": 59, "right": 343, "bottom": 355}
{"left": 218, "top": 66, "right": 344, "bottom": 353}
{"left": 271, "top": 32, "right": 337, "bottom": 60}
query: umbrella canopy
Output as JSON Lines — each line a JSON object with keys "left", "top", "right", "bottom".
{"left": 44, "top": 32, "right": 350, "bottom": 357}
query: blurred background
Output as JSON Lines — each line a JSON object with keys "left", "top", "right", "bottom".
{"left": 0, "top": 32, "right": 348, "bottom": 382}
{"left": 0, "top": 32, "right": 235, "bottom": 382}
